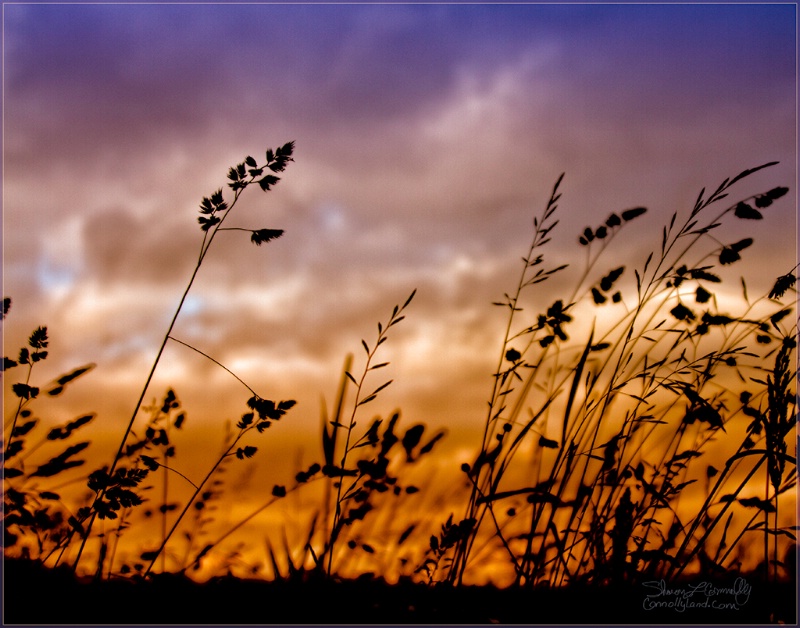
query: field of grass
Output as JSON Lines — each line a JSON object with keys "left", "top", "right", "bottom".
{"left": 2, "top": 142, "right": 797, "bottom": 624}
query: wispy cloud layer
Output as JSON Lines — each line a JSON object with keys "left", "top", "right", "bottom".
{"left": 3, "top": 4, "right": 796, "bottom": 455}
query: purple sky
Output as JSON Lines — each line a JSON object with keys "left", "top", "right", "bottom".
{"left": 3, "top": 3, "right": 797, "bottom": 473}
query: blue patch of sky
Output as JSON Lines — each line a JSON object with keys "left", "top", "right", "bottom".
{"left": 180, "top": 295, "right": 205, "bottom": 318}
{"left": 36, "top": 259, "right": 77, "bottom": 295}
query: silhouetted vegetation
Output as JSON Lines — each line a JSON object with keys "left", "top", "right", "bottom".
{"left": 2, "top": 145, "right": 796, "bottom": 623}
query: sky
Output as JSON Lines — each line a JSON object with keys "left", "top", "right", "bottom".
{"left": 2, "top": 3, "right": 797, "bottom": 571}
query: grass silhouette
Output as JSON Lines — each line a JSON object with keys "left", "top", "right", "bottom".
{"left": 2, "top": 146, "right": 796, "bottom": 624}
{"left": 436, "top": 164, "right": 797, "bottom": 595}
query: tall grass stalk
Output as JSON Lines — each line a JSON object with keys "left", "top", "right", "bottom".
{"left": 71, "top": 142, "right": 295, "bottom": 571}
{"left": 322, "top": 290, "right": 416, "bottom": 575}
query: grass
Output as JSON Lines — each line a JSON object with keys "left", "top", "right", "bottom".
{"left": 2, "top": 146, "right": 796, "bottom": 624}
{"left": 434, "top": 164, "right": 797, "bottom": 593}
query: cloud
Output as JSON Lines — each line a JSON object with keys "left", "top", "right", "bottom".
{"left": 3, "top": 3, "right": 795, "bottom": 469}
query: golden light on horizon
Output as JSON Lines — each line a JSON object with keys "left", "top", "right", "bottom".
{"left": 4, "top": 157, "right": 795, "bottom": 588}
{"left": 2, "top": 5, "right": 797, "bottom": 625}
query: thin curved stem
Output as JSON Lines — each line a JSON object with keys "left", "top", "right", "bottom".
{"left": 168, "top": 335, "right": 257, "bottom": 396}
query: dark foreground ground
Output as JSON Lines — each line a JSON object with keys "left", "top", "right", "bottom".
{"left": 2, "top": 558, "right": 796, "bottom": 625}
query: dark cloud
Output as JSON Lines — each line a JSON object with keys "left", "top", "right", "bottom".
{"left": 82, "top": 208, "right": 196, "bottom": 284}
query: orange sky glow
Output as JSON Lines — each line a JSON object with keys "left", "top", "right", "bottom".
{"left": 2, "top": 3, "right": 797, "bottom": 586}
